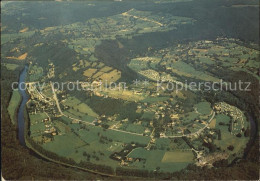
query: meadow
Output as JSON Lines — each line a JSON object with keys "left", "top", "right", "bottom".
{"left": 161, "top": 150, "right": 194, "bottom": 162}
{"left": 2, "top": 63, "right": 19, "bottom": 70}
{"left": 7, "top": 90, "right": 22, "bottom": 124}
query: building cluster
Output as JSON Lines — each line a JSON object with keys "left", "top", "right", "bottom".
{"left": 214, "top": 102, "right": 245, "bottom": 135}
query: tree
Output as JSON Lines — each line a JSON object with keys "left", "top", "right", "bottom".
{"left": 227, "top": 145, "right": 234, "bottom": 151}
{"left": 244, "top": 127, "right": 250, "bottom": 137}
{"left": 236, "top": 133, "right": 242, "bottom": 138}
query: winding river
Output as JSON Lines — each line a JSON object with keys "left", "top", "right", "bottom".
{"left": 17, "top": 65, "right": 29, "bottom": 146}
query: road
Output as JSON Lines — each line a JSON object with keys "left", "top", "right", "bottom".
{"left": 162, "top": 111, "right": 216, "bottom": 139}
{"left": 50, "top": 81, "right": 64, "bottom": 115}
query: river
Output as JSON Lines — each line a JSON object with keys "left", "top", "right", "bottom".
{"left": 17, "top": 65, "right": 29, "bottom": 146}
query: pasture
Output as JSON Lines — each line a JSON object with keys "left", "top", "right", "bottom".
{"left": 209, "top": 118, "right": 216, "bottom": 128}
{"left": 98, "top": 69, "right": 121, "bottom": 82}
{"left": 7, "top": 90, "right": 21, "bottom": 124}
{"left": 169, "top": 61, "right": 220, "bottom": 82}
{"left": 1, "top": 31, "right": 35, "bottom": 45}
{"left": 214, "top": 129, "right": 249, "bottom": 154}
{"left": 141, "top": 96, "right": 169, "bottom": 103}
{"left": 96, "top": 88, "right": 145, "bottom": 102}
{"left": 124, "top": 124, "right": 146, "bottom": 134}
{"left": 63, "top": 96, "right": 98, "bottom": 118}
{"left": 161, "top": 151, "right": 194, "bottom": 162}
{"left": 194, "top": 101, "right": 212, "bottom": 115}
{"left": 42, "top": 132, "right": 86, "bottom": 158}
{"left": 83, "top": 68, "right": 97, "bottom": 77}
{"left": 29, "top": 113, "right": 49, "bottom": 136}
{"left": 215, "top": 114, "right": 231, "bottom": 129}
{"left": 2, "top": 63, "right": 19, "bottom": 70}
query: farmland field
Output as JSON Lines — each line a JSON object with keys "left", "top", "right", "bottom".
{"left": 161, "top": 151, "right": 194, "bottom": 162}
{"left": 63, "top": 96, "right": 98, "bottom": 118}
{"left": 2, "top": 63, "right": 19, "bottom": 70}
{"left": 194, "top": 102, "right": 212, "bottom": 115}
{"left": 7, "top": 90, "right": 22, "bottom": 124}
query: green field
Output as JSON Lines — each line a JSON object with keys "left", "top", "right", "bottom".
{"left": 141, "top": 96, "right": 170, "bottom": 103}
{"left": 2, "top": 63, "right": 19, "bottom": 70}
{"left": 194, "top": 102, "right": 212, "bottom": 115}
{"left": 168, "top": 61, "right": 220, "bottom": 82}
{"left": 1, "top": 31, "right": 35, "bottom": 45}
{"left": 128, "top": 147, "right": 192, "bottom": 172}
{"left": 77, "top": 125, "right": 149, "bottom": 145}
{"left": 7, "top": 90, "right": 21, "bottom": 124}
{"left": 64, "top": 109, "right": 96, "bottom": 123}
{"left": 124, "top": 124, "right": 146, "bottom": 134}
{"left": 29, "top": 113, "right": 49, "bottom": 137}
{"left": 63, "top": 96, "right": 98, "bottom": 118}
{"left": 214, "top": 129, "right": 249, "bottom": 154}
{"left": 43, "top": 132, "right": 87, "bottom": 161}
{"left": 141, "top": 111, "right": 155, "bottom": 120}
{"left": 215, "top": 114, "right": 231, "bottom": 130}
{"left": 161, "top": 151, "right": 194, "bottom": 162}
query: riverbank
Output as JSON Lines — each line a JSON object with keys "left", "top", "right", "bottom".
{"left": 17, "top": 65, "right": 29, "bottom": 146}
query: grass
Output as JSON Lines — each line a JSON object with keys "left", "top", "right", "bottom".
{"left": 63, "top": 96, "right": 98, "bottom": 118}
{"left": 194, "top": 102, "right": 212, "bottom": 115}
{"left": 141, "top": 111, "right": 155, "bottom": 120}
{"left": 77, "top": 125, "right": 149, "bottom": 145}
{"left": 29, "top": 113, "right": 49, "bottom": 137}
{"left": 169, "top": 61, "right": 220, "bottom": 82}
{"left": 64, "top": 109, "right": 96, "bottom": 123}
{"left": 7, "top": 90, "right": 22, "bottom": 124}
{"left": 99, "top": 66, "right": 113, "bottom": 72}
{"left": 209, "top": 118, "right": 216, "bottom": 128}
{"left": 161, "top": 151, "right": 194, "bottom": 162}
{"left": 128, "top": 147, "right": 151, "bottom": 159}
{"left": 104, "top": 129, "right": 150, "bottom": 145}
{"left": 98, "top": 69, "right": 121, "bottom": 82}
{"left": 107, "top": 142, "right": 124, "bottom": 152}
{"left": 214, "top": 129, "right": 249, "bottom": 155}
{"left": 97, "top": 89, "right": 145, "bottom": 102}
{"left": 124, "top": 124, "right": 145, "bottom": 134}
{"left": 29, "top": 113, "right": 48, "bottom": 124}
{"left": 141, "top": 96, "right": 169, "bottom": 103}
{"left": 60, "top": 116, "right": 72, "bottom": 125}
{"left": 128, "top": 59, "right": 149, "bottom": 72}
{"left": 215, "top": 114, "right": 231, "bottom": 129}
{"left": 30, "top": 122, "right": 46, "bottom": 136}
{"left": 183, "top": 111, "right": 199, "bottom": 122}
{"left": 127, "top": 147, "right": 190, "bottom": 172}
{"left": 42, "top": 132, "right": 86, "bottom": 158}
{"left": 198, "top": 57, "right": 214, "bottom": 65}
{"left": 155, "top": 138, "right": 170, "bottom": 150}
{"left": 1, "top": 31, "right": 35, "bottom": 45}
{"left": 77, "top": 103, "right": 98, "bottom": 117}
{"left": 2, "top": 63, "right": 19, "bottom": 70}
{"left": 83, "top": 68, "right": 97, "bottom": 77}
{"left": 54, "top": 121, "right": 70, "bottom": 135}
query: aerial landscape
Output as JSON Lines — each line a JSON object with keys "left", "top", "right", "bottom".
{"left": 1, "top": 0, "right": 259, "bottom": 180}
